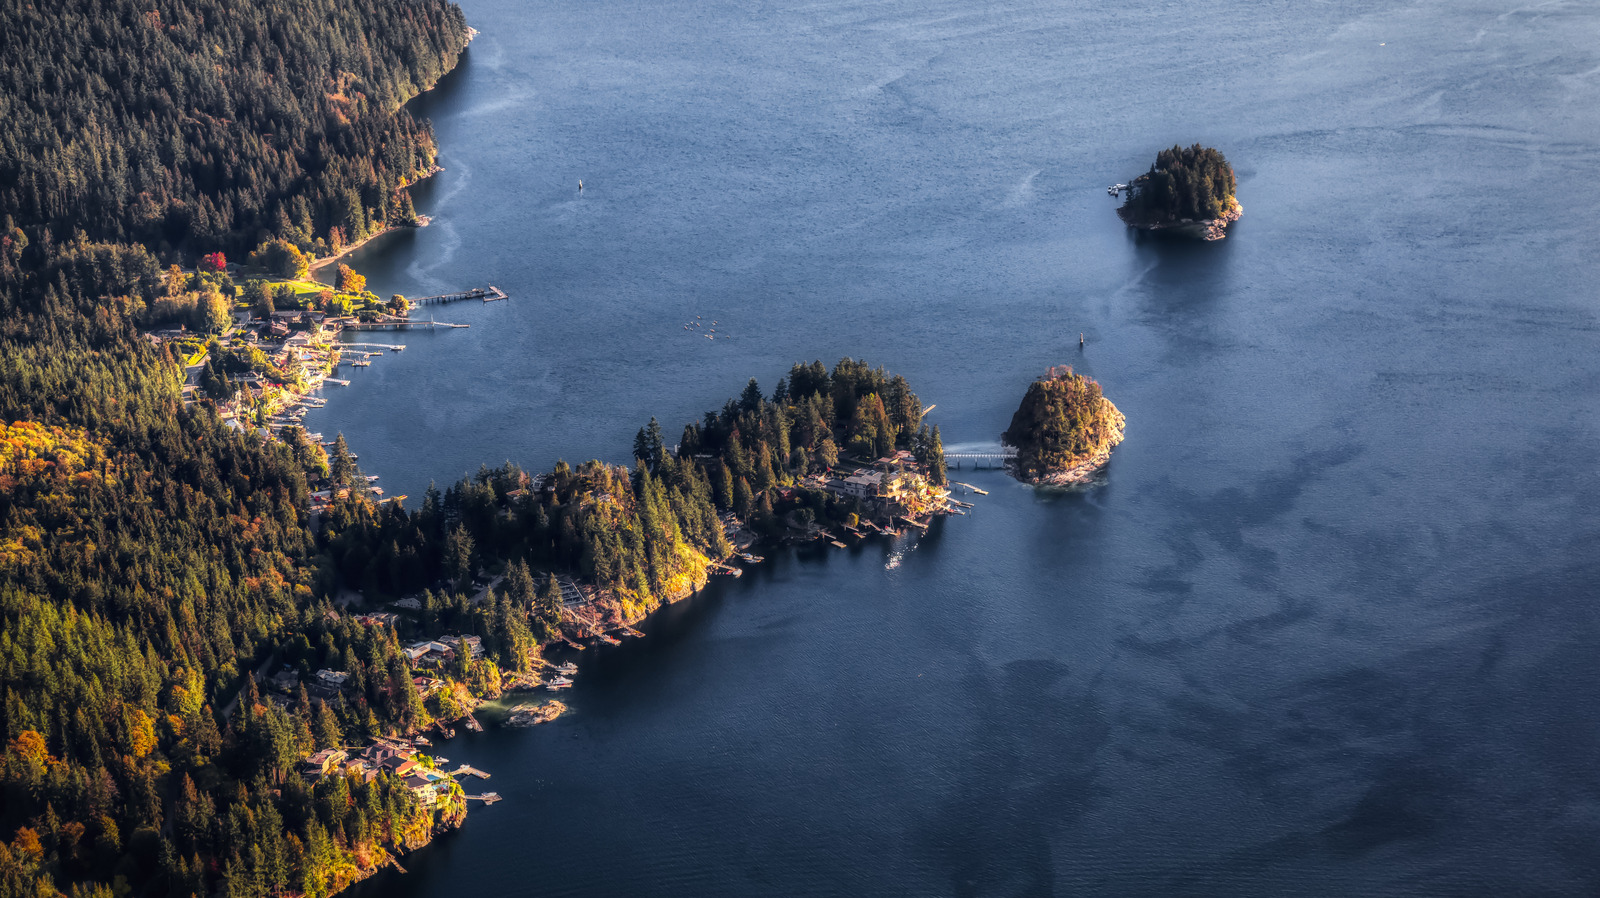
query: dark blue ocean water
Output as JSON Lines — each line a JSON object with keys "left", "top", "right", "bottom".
{"left": 318, "top": 0, "right": 1600, "bottom": 893}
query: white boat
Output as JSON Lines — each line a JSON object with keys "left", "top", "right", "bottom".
{"left": 547, "top": 677, "right": 574, "bottom": 690}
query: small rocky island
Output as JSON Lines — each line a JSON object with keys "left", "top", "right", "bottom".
{"left": 1002, "top": 366, "right": 1126, "bottom": 486}
{"left": 1116, "top": 144, "right": 1241, "bottom": 240}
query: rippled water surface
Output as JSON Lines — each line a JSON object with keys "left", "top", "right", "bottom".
{"left": 320, "top": 0, "right": 1600, "bottom": 893}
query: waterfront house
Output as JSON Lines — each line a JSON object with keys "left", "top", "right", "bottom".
{"left": 826, "top": 471, "right": 881, "bottom": 500}
{"left": 403, "top": 774, "right": 439, "bottom": 808}
{"left": 382, "top": 755, "right": 419, "bottom": 778}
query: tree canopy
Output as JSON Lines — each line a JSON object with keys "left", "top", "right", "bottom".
{"left": 1001, "top": 368, "right": 1123, "bottom": 481}
{"left": 0, "top": 0, "right": 468, "bottom": 258}
{"left": 1119, "top": 144, "right": 1238, "bottom": 223}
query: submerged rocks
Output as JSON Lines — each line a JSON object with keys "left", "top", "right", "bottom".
{"left": 507, "top": 700, "right": 566, "bottom": 727}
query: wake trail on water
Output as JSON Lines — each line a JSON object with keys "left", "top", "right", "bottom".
{"left": 1001, "top": 168, "right": 1041, "bottom": 209}
{"left": 407, "top": 153, "right": 471, "bottom": 292}
{"left": 1113, "top": 260, "right": 1158, "bottom": 300}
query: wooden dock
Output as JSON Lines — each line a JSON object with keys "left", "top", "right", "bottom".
{"left": 411, "top": 286, "right": 509, "bottom": 305}
{"left": 464, "top": 792, "right": 501, "bottom": 804}
{"left": 346, "top": 319, "right": 468, "bottom": 331}
{"left": 451, "top": 764, "right": 490, "bottom": 779}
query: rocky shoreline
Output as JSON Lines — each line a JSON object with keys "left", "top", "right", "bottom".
{"left": 1012, "top": 401, "right": 1126, "bottom": 487}
{"left": 1118, "top": 201, "right": 1242, "bottom": 241}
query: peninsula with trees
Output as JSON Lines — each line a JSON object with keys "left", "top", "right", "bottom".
{"left": 1001, "top": 367, "right": 1126, "bottom": 486}
{"left": 1116, "top": 144, "right": 1241, "bottom": 240}
{"left": 318, "top": 359, "right": 957, "bottom": 630}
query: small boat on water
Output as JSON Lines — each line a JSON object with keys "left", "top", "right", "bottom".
{"left": 547, "top": 677, "right": 574, "bottom": 690}
{"left": 597, "top": 634, "right": 621, "bottom": 646}
{"left": 413, "top": 736, "right": 431, "bottom": 747}
{"left": 556, "top": 662, "right": 577, "bottom": 675}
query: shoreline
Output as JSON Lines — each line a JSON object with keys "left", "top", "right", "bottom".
{"left": 308, "top": 170, "right": 441, "bottom": 276}
{"left": 308, "top": 24, "right": 475, "bottom": 278}
{"left": 1117, "top": 201, "right": 1242, "bottom": 241}
{"left": 256, "top": 28, "right": 481, "bottom": 893}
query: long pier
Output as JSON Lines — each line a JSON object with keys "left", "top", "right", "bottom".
{"left": 411, "top": 286, "right": 508, "bottom": 305}
{"left": 341, "top": 342, "right": 406, "bottom": 351}
{"left": 346, "top": 320, "right": 469, "bottom": 331}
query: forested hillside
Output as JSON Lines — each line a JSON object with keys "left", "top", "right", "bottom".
{"left": 0, "top": 1, "right": 471, "bottom": 895}
{"left": 0, "top": 0, "right": 468, "bottom": 255}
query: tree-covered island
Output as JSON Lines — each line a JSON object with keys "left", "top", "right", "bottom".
{"left": 1001, "top": 366, "right": 1126, "bottom": 486}
{"left": 1117, "top": 144, "right": 1241, "bottom": 240}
